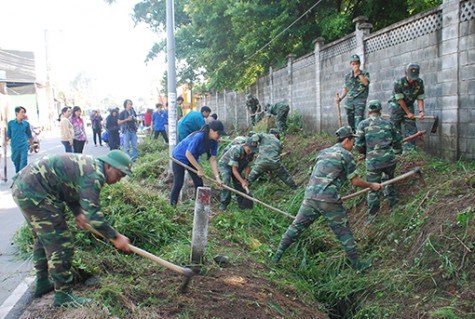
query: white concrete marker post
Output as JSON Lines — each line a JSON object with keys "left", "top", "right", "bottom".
{"left": 191, "top": 187, "right": 211, "bottom": 268}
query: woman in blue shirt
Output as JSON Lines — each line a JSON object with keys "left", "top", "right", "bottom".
{"left": 170, "top": 120, "right": 226, "bottom": 206}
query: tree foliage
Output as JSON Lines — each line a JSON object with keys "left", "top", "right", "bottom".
{"left": 129, "top": 0, "right": 441, "bottom": 91}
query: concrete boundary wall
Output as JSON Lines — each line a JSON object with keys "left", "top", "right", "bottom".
{"left": 198, "top": 0, "right": 475, "bottom": 161}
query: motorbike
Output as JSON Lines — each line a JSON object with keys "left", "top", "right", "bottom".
{"left": 30, "top": 126, "right": 41, "bottom": 153}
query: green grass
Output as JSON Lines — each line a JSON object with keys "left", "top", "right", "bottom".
{"left": 13, "top": 133, "right": 475, "bottom": 318}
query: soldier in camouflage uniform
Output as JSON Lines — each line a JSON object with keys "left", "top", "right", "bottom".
{"left": 246, "top": 95, "right": 262, "bottom": 125}
{"left": 265, "top": 101, "right": 290, "bottom": 133}
{"left": 388, "top": 63, "right": 425, "bottom": 153}
{"left": 218, "top": 138, "right": 258, "bottom": 210}
{"left": 11, "top": 150, "right": 133, "bottom": 306}
{"left": 221, "top": 131, "right": 256, "bottom": 154}
{"left": 247, "top": 129, "right": 297, "bottom": 189}
{"left": 355, "top": 100, "right": 403, "bottom": 224}
{"left": 336, "top": 54, "right": 370, "bottom": 132}
{"left": 272, "top": 127, "right": 381, "bottom": 270}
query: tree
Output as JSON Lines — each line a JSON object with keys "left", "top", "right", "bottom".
{"left": 127, "top": 0, "right": 441, "bottom": 91}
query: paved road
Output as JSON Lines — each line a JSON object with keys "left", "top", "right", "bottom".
{"left": 0, "top": 127, "right": 109, "bottom": 318}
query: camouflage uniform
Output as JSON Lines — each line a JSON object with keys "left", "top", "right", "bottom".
{"left": 246, "top": 95, "right": 262, "bottom": 125}
{"left": 342, "top": 69, "right": 370, "bottom": 132}
{"left": 275, "top": 143, "right": 360, "bottom": 262}
{"left": 388, "top": 76, "right": 424, "bottom": 153}
{"left": 218, "top": 144, "right": 255, "bottom": 209}
{"left": 11, "top": 154, "right": 119, "bottom": 293}
{"left": 355, "top": 102, "right": 403, "bottom": 216}
{"left": 247, "top": 133, "right": 296, "bottom": 189}
{"left": 222, "top": 136, "right": 248, "bottom": 154}
{"left": 266, "top": 101, "right": 290, "bottom": 132}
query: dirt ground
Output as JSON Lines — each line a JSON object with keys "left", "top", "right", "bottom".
{"left": 20, "top": 257, "right": 327, "bottom": 319}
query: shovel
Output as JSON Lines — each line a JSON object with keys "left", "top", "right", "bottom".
{"left": 336, "top": 93, "right": 343, "bottom": 128}
{"left": 84, "top": 224, "right": 194, "bottom": 292}
{"left": 170, "top": 157, "right": 296, "bottom": 219}
{"left": 382, "top": 114, "right": 439, "bottom": 133}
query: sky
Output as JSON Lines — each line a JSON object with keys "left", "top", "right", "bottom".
{"left": 0, "top": 0, "right": 166, "bottom": 107}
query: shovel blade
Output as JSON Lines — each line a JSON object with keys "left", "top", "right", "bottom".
{"left": 430, "top": 115, "right": 439, "bottom": 134}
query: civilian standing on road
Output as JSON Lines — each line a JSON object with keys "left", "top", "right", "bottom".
{"left": 118, "top": 99, "right": 138, "bottom": 161}
{"left": 6, "top": 106, "right": 33, "bottom": 173}
{"left": 178, "top": 106, "right": 211, "bottom": 141}
{"left": 71, "top": 106, "right": 88, "bottom": 154}
{"left": 59, "top": 106, "right": 74, "bottom": 153}
{"left": 152, "top": 103, "right": 169, "bottom": 143}
{"left": 90, "top": 110, "right": 103, "bottom": 147}
{"left": 11, "top": 150, "right": 133, "bottom": 306}
{"left": 170, "top": 120, "right": 226, "bottom": 207}
{"left": 106, "top": 108, "right": 121, "bottom": 150}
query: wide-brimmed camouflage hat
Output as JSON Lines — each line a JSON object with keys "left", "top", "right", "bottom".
{"left": 336, "top": 126, "right": 357, "bottom": 139}
{"left": 367, "top": 100, "right": 382, "bottom": 112}
{"left": 98, "top": 150, "right": 133, "bottom": 176}
{"left": 350, "top": 54, "right": 361, "bottom": 63}
{"left": 406, "top": 63, "right": 420, "bottom": 80}
{"left": 245, "top": 138, "right": 259, "bottom": 153}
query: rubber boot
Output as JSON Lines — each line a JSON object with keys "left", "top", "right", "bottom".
{"left": 271, "top": 250, "right": 284, "bottom": 264}
{"left": 34, "top": 278, "right": 54, "bottom": 298}
{"left": 53, "top": 290, "right": 91, "bottom": 307}
{"left": 351, "top": 258, "right": 373, "bottom": 271}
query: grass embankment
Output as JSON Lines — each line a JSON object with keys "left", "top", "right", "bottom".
{"left": 15, "top": 129, "right": 474, "bottom": 319}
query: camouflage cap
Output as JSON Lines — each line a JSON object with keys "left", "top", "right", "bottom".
{"left": 98, "top": 150, "right": 133, "bottom": 176}
{"left": 367, "top": 100, "right": 382, "bottom": 112}
{"left": 269, "top": 128, "right": 280, "bottom": 135}
{"left": 247, "top": 131, "right": 256, "bottom": 137}
{"left": 350, "top": 54, "right": 360, "bottom": 63}
{"left": 406, "top": 63, "right": 420, "bottom": 80}
{"left": 336, "top": 126, "right": 357, "bottom": 140}
{"left": 245, "top": 138, "right": 259, "bottom": 153}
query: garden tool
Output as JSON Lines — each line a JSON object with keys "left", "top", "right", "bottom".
{"left": 170, "top": 157, "right": 296, "bottom": 219}
{"left": 382, "top": 114, "right": 439, "bottom": 134}
{"left": 336, "top": 93, "right": 343, "bottom": 128}
{"left": 402, "top": 130, "right": 426, "bottom": 143}
{"left": 341, "top": 167, "right": 423, "bottom": 200}
{"left": 406, "top": 115, "right": 439, "bottom": 134}
{"left": 84, "top": 224, "right": 194, "bottom": 292}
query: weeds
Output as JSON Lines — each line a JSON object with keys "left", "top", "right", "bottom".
{"left": 13, "top": 133, "right": 475, "bottom": 318}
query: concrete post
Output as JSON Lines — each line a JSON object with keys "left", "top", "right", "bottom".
{"left": 269, "top": 65, "right": 274, "bottom": 104}
{"left": 313, "top": 37, "right": 325, "bottom": 133}
{"left": 223, "top": 89, "right": 227, "bottom": 124}
{"left": 352, "top": 16, "right": 372, "bottom": 67}
{"left": 215, "top": 91, "right": 219, "bottom": 119}
{"left": 287, "top": 54, "right": 296, "bottom": 113}
{"left": 439, "top": 0, "right": 461, "bottom": 160}
{"left": 191, "top": 187, "right": 211, "bottom": 266}
{"left": 234, "top": 91, "right": 238, "bottom": 129}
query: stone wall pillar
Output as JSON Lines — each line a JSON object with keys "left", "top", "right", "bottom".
{"left": 353, "top": 16, "right": 372, "bottom": 67}
{"left": 439, "top": 0, "right": 461, "bottom": 160}
{"left": 269, "top": 65, "right": 274, "bottom": 104}
{"left": 313, "top": 37, "right": 324, "bottom": 133}
{"left": 287, "top": 54, "right": 296, "bottom": 113}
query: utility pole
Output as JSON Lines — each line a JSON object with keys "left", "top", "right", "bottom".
{"left": 166, "top": 0, "right": 177, "bottom": 167}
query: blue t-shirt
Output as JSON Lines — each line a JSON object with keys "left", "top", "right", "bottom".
{"left": 7, "top": 119, "right": 32, "bottom": 150}
{"left": 152, "top": 110, "right": 168, "bottom": 131}
{"left": 178, "top": 111, "right": 205, "bottom": 141}
{"left": 172, "top": 132, "right": 218, "bottom": 165}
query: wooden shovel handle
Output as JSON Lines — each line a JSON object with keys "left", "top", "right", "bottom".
{"left": 84, "top": 224, "right": 192, "bottom": 277}
{"left": 342, "top": 167, "right": 421, "bottom": 201}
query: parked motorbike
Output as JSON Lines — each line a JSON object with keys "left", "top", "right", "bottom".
{"left": 31, "top": 126, "right": 41, "bottom": 153}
